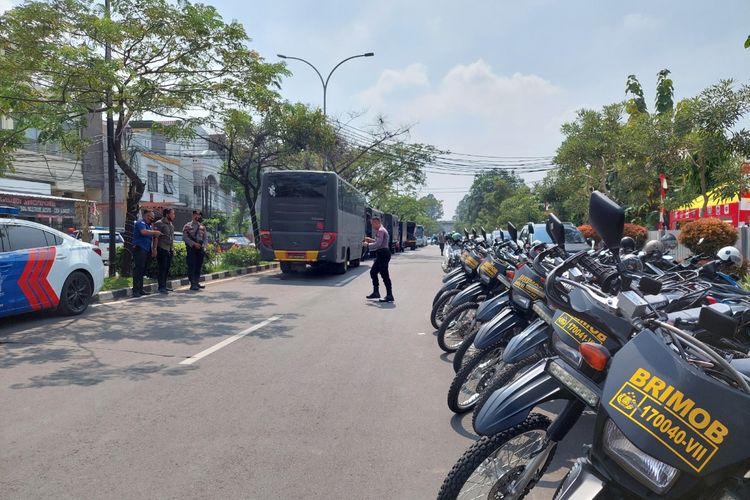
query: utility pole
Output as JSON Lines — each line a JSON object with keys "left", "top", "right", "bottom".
{"left": 105, "top": 0, "right": 116, "bottom": 276}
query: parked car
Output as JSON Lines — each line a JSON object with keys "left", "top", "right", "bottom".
{"left": 518, "top": 222, "right": 589, "bottom": 252}
{"left": 0, "top": 208, "right": 104, "bottom": 318}
{"left": 225, "top": 235, "right": 255, "bottom": 247}
{"left": 72, "top": 227, "right": 124, "bottom": 264}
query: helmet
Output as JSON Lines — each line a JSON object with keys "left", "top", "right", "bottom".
{"left": 620, "top": 236, "right": 636, "bottom": 254}
{"left": 451, "top": 232, "right": 462, "bottom": 242}
{"left": 717, "top": 246, "right": 742, "bottom": 266}
{"left": 621, "top": 254, "right": 644, "bottom": 273}
{"left": 643, "top": 240, "right": 665, "bottom": 260}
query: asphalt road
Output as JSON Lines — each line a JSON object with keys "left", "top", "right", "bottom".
{"left": 1, "top": 246, "right": 592, "bottom": 499}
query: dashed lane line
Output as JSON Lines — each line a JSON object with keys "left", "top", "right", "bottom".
{"left": 179, "top": 316, "right": 280, "bottom": 365}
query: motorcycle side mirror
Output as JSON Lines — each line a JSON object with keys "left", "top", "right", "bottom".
{"left": 588, "top": 191, "right": 624, "bottom": 252}
{"left": 527, "top": 222, "right": 534, "bottom": 234}
{"left": 699, "top": 306, "right": 739, "bottom": 339}
{"left": 481, "top": 227, "right": 487, "bottom": 240}
{"left": 546, "top": 213, "right": 566, "bottom": 251}
{"left": 472, "top": 228, "right": 478, "bottom": 238}
{"left": 638, "top": 275, "right": 662, "bottom": 295}
{"left": 507, "top": 222, "right": 518, "bottom": 243}
{"left": 464, "top": 229, "right": 469, "bottom": 238}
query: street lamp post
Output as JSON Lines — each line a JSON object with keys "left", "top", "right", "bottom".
{"left": 277, "top": 52, "right": 374, "bottom": 116}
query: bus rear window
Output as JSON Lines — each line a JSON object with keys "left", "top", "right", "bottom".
{"left": 267, "top": 173, "right": 327, "bottom": 198}
{"left": 266, "top": 173, "right": 328, "bottom": 231}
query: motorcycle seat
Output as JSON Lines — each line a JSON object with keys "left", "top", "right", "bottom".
{"left": 729, "top": 357, "right": 750, "bottom": 379}
{"left": 667, "top": 303, "right": 732, "bottom": 323}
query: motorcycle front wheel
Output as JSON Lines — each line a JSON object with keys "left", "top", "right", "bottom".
{"left": 437, "top": 413, "right": 552, "bottom": 500}
{"left": 438, "top": 302, "right": 479, "bottom": 353}
{"left": 431, "top": 289, "right": 461, "bottom": 330}
{"left": 447, "top": 341, "right": 506, "bottom": 413}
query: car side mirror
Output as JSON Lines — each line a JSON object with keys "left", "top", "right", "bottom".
{"left": 588, "top": 191, "right": 624, "bottom": 252}
{"left": 546, "top": 213, "right": 566, "bottom": 251}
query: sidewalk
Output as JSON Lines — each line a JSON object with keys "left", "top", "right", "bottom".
{"left": 94, "top": 263, "right": 280, "bottom": 303}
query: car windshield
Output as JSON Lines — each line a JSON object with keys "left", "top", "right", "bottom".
{"left": 531, "top": 225, "right": 585, "bottom": 245}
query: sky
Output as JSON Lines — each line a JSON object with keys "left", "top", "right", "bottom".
{"left": 4, "top": 0, "right": 750, "bottom": 218}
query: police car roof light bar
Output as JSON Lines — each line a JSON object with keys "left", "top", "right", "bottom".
{"left": 0, "top": 206, "right": 20, "bottom": 217}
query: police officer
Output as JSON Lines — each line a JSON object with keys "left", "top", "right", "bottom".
{"left": 363, "top": 216, "right": 394, "bottom": 302}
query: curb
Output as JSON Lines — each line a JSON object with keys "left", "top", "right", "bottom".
{"left": 93, "top": 263, "right": 279, "bottom": 303}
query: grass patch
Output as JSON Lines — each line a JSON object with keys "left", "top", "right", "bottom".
{"left": 102, "top": 276, "right": 155, "bottom": 291}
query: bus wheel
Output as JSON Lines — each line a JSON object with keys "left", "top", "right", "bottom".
{"left": 280, "top": 262, "right": 294, "bottom": 274}
{"left": 333, "top": 252, "right": 349, "bottom": 274}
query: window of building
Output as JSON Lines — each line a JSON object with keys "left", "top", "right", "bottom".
{"left": 164, "top": 174, "right": 175, "bottom": 195}
{"left": 147, "top": 171, "right": 158, "bottom": 192}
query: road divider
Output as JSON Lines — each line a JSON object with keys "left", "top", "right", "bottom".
{"left": 179, "top": 316, "right": 281, "bottom": 365}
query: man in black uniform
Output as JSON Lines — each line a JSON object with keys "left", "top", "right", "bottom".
{"left": 363, "top": 216, "right": 394, "bottom": 302}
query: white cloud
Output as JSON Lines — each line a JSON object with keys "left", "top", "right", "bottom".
{"left": 0, "top": 0, "right": 12, "bottom": 14}
{"left": 622, "top": 13, "right": 661, "bottom": 31}
{"left": 411, "top": 60, "right": 561, "bottom": 119}
{"left": 358, "top": 63, "right": 429, "bottom": 106}
{"left": 356, "top": 60, "right": 570, "bottom": 217}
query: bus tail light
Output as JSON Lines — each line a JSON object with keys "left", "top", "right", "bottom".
{"left": 260, "top": 230, "right": 272, "bottom": 248}
{"left": 320, "top": 232, "right": 337, "bottom": 250}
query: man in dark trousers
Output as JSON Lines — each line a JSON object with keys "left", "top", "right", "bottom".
{"left": 132, "top": 208, "right": 161, "bottom": 297}
{"left": 153, "top": 208, "right": 175, "bottom": 294}
{"left": 438, "top": 231, "right": 446, "bottom": 256}
{"left": 363, "top": 216, "right": 394, "bottom": 302}
{"left": 183, "top": 209, "right": 207, "bottom": 291}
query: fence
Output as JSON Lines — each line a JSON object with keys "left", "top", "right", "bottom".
{"left": 648, "top": 227, "right": 750, "bottom": 261}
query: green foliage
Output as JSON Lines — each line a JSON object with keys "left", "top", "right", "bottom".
{"left": 745, "top": 35, "right": 750, "bottom": 49}
{"left": 373, "top": 192, "right": 444, "bottom": 234}
{"left": 219, "top": 246, "right": 261, "bottom": 268}
{"left": 454, "top": 171, "right": 524, "bottom": 228}
{"left": 114, "top": 242, "right": 219, "bottom": 277}
{"left": 655, "top": 69, "right": 675, "bottom": 115}
{"left": 203, "top": 212, "right": 229, "bottom": 240}
{"left": 625, "top": 74, "right": 648, "bottom": 116}
{"left": 678, "top": 218, "right": 737, "bottom": 255}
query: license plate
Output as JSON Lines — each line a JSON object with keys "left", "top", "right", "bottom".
{"left": 287, "top": 252, "right": 306, "bottom": 260}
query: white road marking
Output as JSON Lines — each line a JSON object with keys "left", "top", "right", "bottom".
{"left": 179, "top": 316, "right": 280, "bottom": 365}
{"left": 417, "top": 332, "right": 426, "bottom": 336}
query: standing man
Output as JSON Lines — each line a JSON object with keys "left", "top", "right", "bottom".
{"left": 153, "top": 208, "right": 175, "bottom": 294}
{"left": 132, "top": 208, "right": 161, "bottom": 297}
{"left": 363, "top": 216, "right": 394, "bottom": 303}
{"left": 438, "top": 231, "right": 446, "bottom": 256}
{"left": 183, "top": 209, "right": 207, "bottom": 291}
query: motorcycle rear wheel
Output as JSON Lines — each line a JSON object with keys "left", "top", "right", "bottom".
{"left": 437, "top": 413, "right": 552, "bottom": 500}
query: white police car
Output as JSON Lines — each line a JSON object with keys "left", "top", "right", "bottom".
{"left": 0, "top": 207, "right": 104, "bottom": 318}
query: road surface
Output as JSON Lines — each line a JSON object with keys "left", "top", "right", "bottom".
{"left": 1, "top": 246, "right": 591, "bottom": 499}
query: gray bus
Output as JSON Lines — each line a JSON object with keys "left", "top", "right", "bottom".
{"left": 259, "top": 170, "right": 366, "bottom": 274}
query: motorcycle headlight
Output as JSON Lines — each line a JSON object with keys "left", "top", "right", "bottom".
{"left": 603, "top": 419, "right": 679, "bottom": 494}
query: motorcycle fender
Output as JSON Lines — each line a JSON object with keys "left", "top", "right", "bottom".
{"left": 439, "top": 274, "right": 466, "bottom": 294}
{"left": 442, "top": 267, "right": 464, "bottom": 283}
{"left": 450, "top": 282, "right": 484, "bottom": 307}
{"left": 474, "top": 308, "right": 528, "bottom": 350}
{"left": 503, "top": 319, "right": 550, "bottom": 364}
{"left": 474, "top": 360, "right": 568, "bottom": 436}
{"left": 554, "top": 459, "right": 607, "bottom": 500}
{"left": 475, "top": 292, "right": 509, "bottom": 322}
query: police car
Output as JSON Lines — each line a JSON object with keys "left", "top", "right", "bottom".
{"left": 0, "top": 207, "right": 104, "bottom": 318}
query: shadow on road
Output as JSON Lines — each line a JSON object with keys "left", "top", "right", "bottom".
{"left": 255, "top": 264, "right": 370, "bottom": 287}
{"left": 1, "top": 291, "right": 299, "bottom": 388}
{"left": 450, "top": 413, "right": 479, "bottom": 440}
{"left": 365, "top": 301, "right": 397, "bottom": 310}
{"left": 439, "top": 352, "right": 452, "bottom": 364}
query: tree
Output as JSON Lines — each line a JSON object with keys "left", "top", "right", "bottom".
{"left": 214, "top": 103, "right": 334, "bottom": 243}
{"left": 421, "top": 194, "right": 444, "bottom": 221}
{"left": 496, "top": 186, "right": 543, "bottom": 227}
{"left": 671, "top": 80, "right": 750, "bottom": 210}
{"left": 0, "top": 0, "right": 285, "bottom": 274}
{"left": 454, "top": 171, "right": 523, "bottom": 228}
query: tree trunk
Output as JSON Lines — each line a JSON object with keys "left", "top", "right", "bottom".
{"left": 700, "top": 162, "right": 709, "bottom": 212}
{"left": 243, "top": 185, "right": 260, "bottom": 244}
{"left": 113, "top": 115, "right": 145, "bottom": 277}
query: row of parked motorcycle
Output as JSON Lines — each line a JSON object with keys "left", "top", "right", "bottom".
{"left": 430, "top": 191, "right": 750, "bottom": 500}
